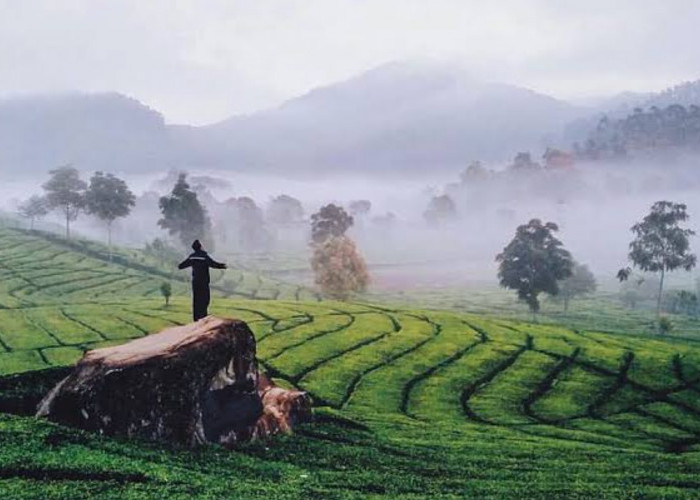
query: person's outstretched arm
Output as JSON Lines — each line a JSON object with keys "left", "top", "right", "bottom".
{"left": 207, "top": 255, "right": 227, "bottom": 269}
{"left": 178, "top": 257, "right": 193, "bottom": 269}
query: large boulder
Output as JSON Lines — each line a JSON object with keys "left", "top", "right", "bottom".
{"left": 36, "top": 316, "right": 312, "bottom": 447}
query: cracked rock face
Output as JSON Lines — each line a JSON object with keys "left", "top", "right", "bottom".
{"left": 36, "top": 316, "right": 312, "bottom": 447}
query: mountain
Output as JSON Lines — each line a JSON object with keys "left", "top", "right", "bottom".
{"left": 0, "top": 92, "right": 174, "bottom": 174}
{"left": 0, "top": 63, "right": 586, "bottom": 176}
{"left": 187, "top": 62, "right": 583, "bottom": 173}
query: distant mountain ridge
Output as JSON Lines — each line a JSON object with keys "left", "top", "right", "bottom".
{"left": 3, "top": 63, "right": 700, "bottom": 176}
{"left": 0, "top": 92, "right": 174, "bottom": 173}
{"left": 587, "top": 79, "right": 700, "bottom": 118}
{"left": 189, "top": 62, "right": 583, "bottom": 173}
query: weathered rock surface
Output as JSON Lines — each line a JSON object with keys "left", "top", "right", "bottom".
{"left": 36, "top": 316, "right": 312, "bottom": 446}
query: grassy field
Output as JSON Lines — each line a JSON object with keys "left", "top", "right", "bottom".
{"left": 365, "top": 283, "right": 700, "bottom": 340}
{"left": 1, "top": 228, "right": 700, "bottom": 498}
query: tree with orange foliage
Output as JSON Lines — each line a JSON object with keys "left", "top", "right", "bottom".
{"left": 311, "top": 235, "right": 369, "bottom": 299}
{"left": 309, "top": 204, "right": 369, "bottom": 299}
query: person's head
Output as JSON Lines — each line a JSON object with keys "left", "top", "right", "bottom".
{"left": 192, "top": 240, "right": 202, "bottom": 251}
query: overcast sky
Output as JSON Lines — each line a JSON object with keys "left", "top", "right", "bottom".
{"left": 1, "top": 0, "right": 698, "bottom": 125}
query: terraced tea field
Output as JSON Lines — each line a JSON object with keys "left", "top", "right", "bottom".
{"left": 1, "top": 228, "right": 700, "bottom": 498}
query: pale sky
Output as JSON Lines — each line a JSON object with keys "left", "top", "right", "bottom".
{"left": 1, "top": 0, "right": 698, "bottom": 125}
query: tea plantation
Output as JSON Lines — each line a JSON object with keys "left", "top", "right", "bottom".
{"left": 1, "top": 228, "right": 700, "bottom": 498}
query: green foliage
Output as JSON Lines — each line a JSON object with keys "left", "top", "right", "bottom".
{"left": 310, "top": 204, "right": 353, "bottom": 244}
{"left": 578, "top": 104, "right": 700, "bottom": 160}
{"left": 628, "top": 201, "right": 696, "bottom": 274}
{"left": 158, "top": 173, "right": 212, "bottom": 248}
{"left": 42, "top": 165, "right": 86, "bottom": 239}
{"left": 159, "top": 282, "right": 172, "bottom": 306}
{"left": 621, "top": 201, "right": 697, "bottom": 315}
{"left": 84, "top": 172, "right": 135, "bottom": 248}
{"left": 2, "top": 229, "right": 700, "bottom": 497}
{"left": 658, "top": 316, "right": 674, "bottom": 335}
{"left": 496, "top": 219, "right": 573, "bottom": 313}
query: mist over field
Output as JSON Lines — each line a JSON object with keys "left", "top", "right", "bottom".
{"left": 2, "top": 155, "right": 698, "bottom": 294}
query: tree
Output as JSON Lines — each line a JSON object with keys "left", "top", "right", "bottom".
{"left": 658, "top": 316, "right": 674, "bottom": 335}
{"left": 43, "top": 165, "right": 86, "bottom": 239}
{"left": 144, "top": 238, "right": 181, "bottom": 268}
{"left": 664, "top": 290, "right": 699, "bottom": 316}
{"left": 160, "top": 282, "right": 172, "bottom": 307}
{"left": 227, "top": 196, "right": 271, "bottom": 252}
{"left": 551, "top": 262, "right": 597, "bottom": 312}
{"left": 348, "top": 200, "right": 372, "bottom": 217}
{"left": 267, "top": 194, "right": 304, "bottom": 225}
{"left": 510, "top": 152, "right": 541, "bottom": 171}
{"left": 618, "top": 274, "right": 659, "bottom": 310}
{"left": 496, "top": 219, "right": 573, "bottom": 315}
{"left": 311, "top": 204, "right": 353, "bottom": 244}
{"left": 542, "top": 148, "right": 574, "bottom": 169}
{"left": 618, "top": 201, "right": 697, "bottom": 316}
{"left": 18, "top": 195, "right": 49, "bottom": 230}
{"left": 158, "top": 174, "right": 212, "bottom": 248}
{"left": 423, "top": 194, "right": 457, "bottom": 226}
{"left": 85, "top": 172, "right": 136, "bottom": 257}
{"left": 310, "top": 235, "right": 369, "bottom": 300}
{"left": 459, "top": 161, "right": 489, "bottom": 183}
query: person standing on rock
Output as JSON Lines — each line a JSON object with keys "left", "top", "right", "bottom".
{"left": 178, "top": 240, "right": 227, "bottom": 321}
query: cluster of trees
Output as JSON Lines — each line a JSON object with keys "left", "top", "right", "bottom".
{"left": 438, "top": 151, "right": 582, "bottom": 223}
{"left": 18, "top": 166, "right": 377, "bottom": 301}
{"left": 455, "top": 152, "right": 574, "bottom": 187}
{"left": 309, "top": 204, "right": 369, "bottom": 300}
{"left": 497, "top": 200, "right": 697, "bottom": 332}
{"left": 19, "top": 166, "right": 136, "bottom": 257}
{"left": 575, "top": 104, "right": 700, "bottom": 160}
{"left": 19, "top": 168, "right": 214, "bottom": 259}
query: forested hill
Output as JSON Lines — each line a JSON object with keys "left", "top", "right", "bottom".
{"left": 575, "top": 104, "right": 700, "bottom": 160}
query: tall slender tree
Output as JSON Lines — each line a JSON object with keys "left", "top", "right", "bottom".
{"left": 43, "top": 166, "right": 86, "bottom": 240}
{"left": 618, "top": 201, "right": 696, "bottom": 317}
{"left": 85, "top": 172, "right": 136, "bottom": 258}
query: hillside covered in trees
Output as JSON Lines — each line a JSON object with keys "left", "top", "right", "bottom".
{"left": 576, "top": 104, "right": 700, "bottom": 161}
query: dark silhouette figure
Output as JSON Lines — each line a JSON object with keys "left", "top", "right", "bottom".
{"left": 178, "top": 240, "right": 227, "bottom": 321}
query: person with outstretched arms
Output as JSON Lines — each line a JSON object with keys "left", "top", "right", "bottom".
{"left": 178, "top": 239, "right": 227, "bottom": 321}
